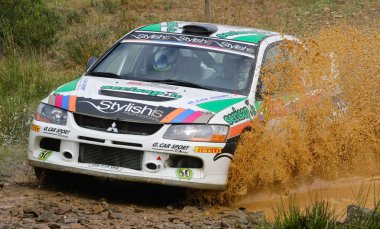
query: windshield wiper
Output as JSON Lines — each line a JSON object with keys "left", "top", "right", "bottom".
{"left": 144, "top": 79, "right": 212, "bottom": 90}
{"left": 87, "top": 71, "right": 120, "bottom": 79}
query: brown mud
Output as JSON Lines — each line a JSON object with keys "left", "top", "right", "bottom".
{"left": 190, "top": 25, "right": 380, "bottom": 209}
{"left": 235, "top": 175, "right": 380, "bottom": 220}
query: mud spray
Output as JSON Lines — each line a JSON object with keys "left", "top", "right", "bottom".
{"left": 189, "top": 25, "right": 380, "bottom": 218}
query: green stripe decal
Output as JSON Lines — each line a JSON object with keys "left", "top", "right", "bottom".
{"left": 197, "top": 97, "right": 246, "bottom": 113}
{"left": 55, "top": 78, "right": 80, "bottom": 93}
{"left": 233, "top": 34, "right": 265, "bottom": 43}
{"left": 140, "top": 23, "right": 162, "bottom": 32}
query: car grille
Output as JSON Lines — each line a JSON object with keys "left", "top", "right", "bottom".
{"left": 79, "top": 144, "right": 143, "bottom": 170}
{"left": 73, "top": 113, "right": 163, "bottom": 135}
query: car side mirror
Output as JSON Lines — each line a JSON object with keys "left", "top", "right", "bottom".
{"left": 86, "top": 56, "right": 98, "bottom": 70}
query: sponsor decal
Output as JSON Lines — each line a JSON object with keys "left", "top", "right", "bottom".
{"left": 127, "top": 31, "right": 258, "bottom": 55}
{"left": 101, "top": 85, "right": 182, "bottom": 99}
{"left": 37, "top": 150, "right": 53, "bottom": 161}
{"left": 223, "top": 107, "right": 252, "bottom": 125}
{"left": 77, "top": 77, "right": 89, "bottom": 92}
{"left": 194, "top": 146, "right": 221, "bottom": 154}
{"left": 48, "top": 96, "right": 214, "bottom": 124}
{"left": 89, "top": 164, "right": 122, "bottom": 171}
{"left": 43, "top": 126, "right": 71, "bottom": 138}
{"left": 217, "top": 31, "right": 264, "bottom": 39}
{"left": 152, "top": 142, "right": 190, "bottom": 153}
{"left": 188, "top": 94, "right": 231, "bottom": 105}
{"left": 176, "top": 168, "right": 193, "bottom": 180}
{"left": 127, "top": 81, "right": 179, "bottom": 90}
{"left": 31, "top": 124, "right": 41, "bottom": 132}
{"left": 76, "top": 99, "right": 169, "bottom": 122}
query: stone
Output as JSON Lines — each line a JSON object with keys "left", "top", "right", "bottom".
{"left": 24, "top": 208, "right": 40, "bottom": 218}
{"left": 134, "top": 208, "right": 144, "bottom": 213}
{"left": 115, "top": 213, "right": 126, "bottom": 220}
{"left": 55, "top": 204, "right": 72, "bottom": 215}
{"left": 70, "top": 223, "right": 84, "bottom": 229}
{"left": 182, "top": 206, "right": 198, "bottom": 214}
{"left": 36, "top": 211, "right": 60, "bottom": 223}
{"left": 92, "top": 205, "right": 104, "bottom": 214}
{"left": 47, "top": 223, "right": 62, "bottom": 229}
{"left": 100, "top": 201, "right": 109, "bottom": 208}
{"left": 63, "top": 217, "right": 78, "bottom": 224}
{"left": 346, "top": 205, "right": 373, "bottom": 223}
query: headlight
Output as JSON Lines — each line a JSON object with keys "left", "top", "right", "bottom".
{"left": 163, "top": 125, "right": 229, "bottom": 142}
{"left": 35, "top": 103, "right": 68, "bottom": 125}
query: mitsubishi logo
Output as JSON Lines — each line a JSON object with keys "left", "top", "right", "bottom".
{"left": 107, "top": 122, "right": 118, "bottom": 133}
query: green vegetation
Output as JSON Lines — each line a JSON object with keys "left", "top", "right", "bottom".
{"left": 0, "top": 0, "right": 63, "bottom": 49}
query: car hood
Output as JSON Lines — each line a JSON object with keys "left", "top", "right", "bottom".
{"left": 45, "top": 76, "right": 247, "bottom": 124}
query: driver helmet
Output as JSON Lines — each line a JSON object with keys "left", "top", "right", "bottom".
{"left": 153, "top": 47, "right": 179, "bottom": 71}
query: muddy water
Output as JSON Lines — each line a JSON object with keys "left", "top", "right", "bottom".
{"left": 234, "top": 175, "right": 380, "bottom": 220}
{"left": 191, "top": 26, "right": 380, "bottom": 209}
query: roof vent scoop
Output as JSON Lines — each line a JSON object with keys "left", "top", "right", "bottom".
{"left": 182, "top": 24, "right": 218, "bottom": 36}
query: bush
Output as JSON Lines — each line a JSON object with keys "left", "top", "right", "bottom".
{"left": 0, "top": 53, "right": 71, "bottom": 145}
{"left": 0, "top": 0, "right": 63, "bottom": 49}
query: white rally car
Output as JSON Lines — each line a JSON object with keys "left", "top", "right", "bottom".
{"left": 28, "top": 21, "right": 296, "bottom": 190}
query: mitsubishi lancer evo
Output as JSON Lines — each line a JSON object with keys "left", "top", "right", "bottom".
{"left": 28, "top": 21, "right": 297, "bottom": 190}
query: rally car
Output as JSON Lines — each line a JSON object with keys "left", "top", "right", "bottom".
{"left": 28, "top": 21, "right": 296, "bottom": 190}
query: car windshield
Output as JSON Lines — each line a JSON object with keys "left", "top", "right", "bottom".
{"left": 90, "top": 42, "right": 256, "bottom": 95}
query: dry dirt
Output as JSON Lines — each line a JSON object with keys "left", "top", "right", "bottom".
{"left": 0, "top": 155, "right": 265, "bottom": 228}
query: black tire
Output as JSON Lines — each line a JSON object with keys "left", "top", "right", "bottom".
{"left": 33, "top": 167, "right": 55, "bottom": 185}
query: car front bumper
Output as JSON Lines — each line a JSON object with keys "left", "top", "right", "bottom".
{"left": 28, "top": 113, "right": 231, "bottom": 190}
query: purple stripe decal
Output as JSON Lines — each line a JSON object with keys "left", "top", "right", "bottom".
{"left": 183, "top": 111, "right": 203, "bottom": 123}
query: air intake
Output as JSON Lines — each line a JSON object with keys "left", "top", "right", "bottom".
{"left": 182, "top": 24, "right": 218, "bottom": 36}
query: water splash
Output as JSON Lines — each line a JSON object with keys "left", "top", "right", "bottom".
{"left": 190, "top": 25, "right": 380, "bottom": 205}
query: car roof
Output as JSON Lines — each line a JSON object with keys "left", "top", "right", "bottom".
{"left": 135, "top": 21, "right": 281, "bottom": 45}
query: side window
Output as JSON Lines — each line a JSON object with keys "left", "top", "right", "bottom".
{"left": 256, "top": 41, "right": 291, "bottom": 100}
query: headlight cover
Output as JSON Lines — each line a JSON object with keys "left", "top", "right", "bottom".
{"left": 35, "top": 103, "right": 68, "bottom": 125}
{"left": 163, "top": 125, "right": 229, "bottom": 142}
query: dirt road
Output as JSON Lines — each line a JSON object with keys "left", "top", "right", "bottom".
{"left": 0, "top": 159, "right": 264, "bottom": 228}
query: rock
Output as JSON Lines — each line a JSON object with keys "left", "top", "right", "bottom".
{"left": 10, "top": 208, "right": 23, "bottom": 217}
{"left": 115, "top": 213, "right": 126, "bottom": 220}
{"left": 47, "top": 223, "right": 61, "bottom": 229}
{"left": 182, "top": 206, "right": 198, "bottom": 214}
{"left": 92, "top": 205, "right": 104, "bottom": 214}
{"left": 0, "top": 223, "right": 5, "bottom": 229}
{"left": 345, "top": 205, "right": 373, "bottom": 223}
{"left": 22, "top": 218, "right": 36, "bottom": 224}
{"left": 55, "top": 204, "right": 72, "bottom": 215}
{"left": 245, "top": 211, "right": 265, "bottom": 224}
{"left": 36, "top": 211, "right": 60, "bottom": 222}
{"left": 32, "top": 224, "right": 50, "bottom": 229}
{"left": 107, "top": 210, "right": 115, "bottom": 220}
{"left": 221, "top": 220, "right": 230, "bottom": 228}
{"left": 166, "top": 206, "right": 174, "bottom": 210}
{"left": 100, "top": 201, "right": 109, "bottom": 208}
{"left": 69, "top": 223, "right": 84, "bottom": 229}
{"left": 0, "top": 182, "right": 4, "bottom": 188}
{"left": 63, "top": 217, "right": 78, "bottom": 224}
{"left": 134, "top": 208, "right": 144, "bottom": 213}
{"left": 24, "top": 208, "right": 40, "bottom": 218}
